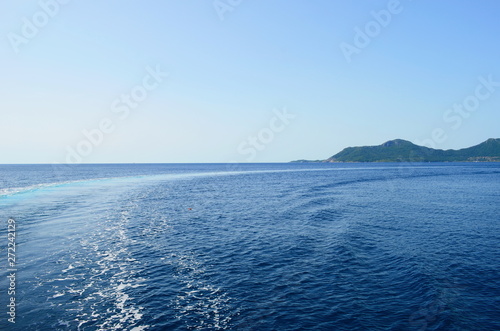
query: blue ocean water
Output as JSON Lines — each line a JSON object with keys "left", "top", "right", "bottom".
{"left": 0, "top": 163, "right": 499, "bottom": 330}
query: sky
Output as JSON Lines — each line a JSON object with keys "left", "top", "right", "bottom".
{"left": 0, "top": 0, "right": 499, "bottom": 163}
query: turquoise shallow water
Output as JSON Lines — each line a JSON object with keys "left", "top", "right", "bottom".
{"left": 0, "top": 163, "right": 499, "bottom": 330}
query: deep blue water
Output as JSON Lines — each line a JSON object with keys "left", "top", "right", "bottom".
{"left": 0, "top": 163, "right": 499, "bottom": 330}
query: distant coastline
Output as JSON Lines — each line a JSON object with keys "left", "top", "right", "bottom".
{"left": 292, "top": 138, "right": 500, "bottom": 163}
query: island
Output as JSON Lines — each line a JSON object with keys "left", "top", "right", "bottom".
{"left": 292, "top": 138, "right": 500, "bottom": 163}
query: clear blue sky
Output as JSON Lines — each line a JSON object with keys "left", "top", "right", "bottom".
{"left": 1, "top": 0, "right": 499, "bottom": 163}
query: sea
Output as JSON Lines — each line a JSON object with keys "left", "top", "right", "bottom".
{"left": 0, "top": 163, "right": 498, "bottom": 330}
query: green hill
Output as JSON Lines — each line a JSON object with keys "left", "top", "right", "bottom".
{"left": 294, "top": 138, "right": 500, "bottom": 162}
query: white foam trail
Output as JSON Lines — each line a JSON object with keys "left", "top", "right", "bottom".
{"left": 0, "top": 183, "right": 57, "bottom": 197}
{"left": 1, "top": 165, "right": 430, "bottom": 199}
{"left": 0, "top": 175, "right": 144, "bottom": 199}
{"left": 0, "top": 179, "right": 94, "bottom": 198}
{"left": 168, "top": 252, "right": 233, "bottom": 330}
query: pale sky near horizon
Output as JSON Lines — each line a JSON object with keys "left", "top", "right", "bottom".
{"left": 1, "top": 0, "right": 499, "bottom": 163}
